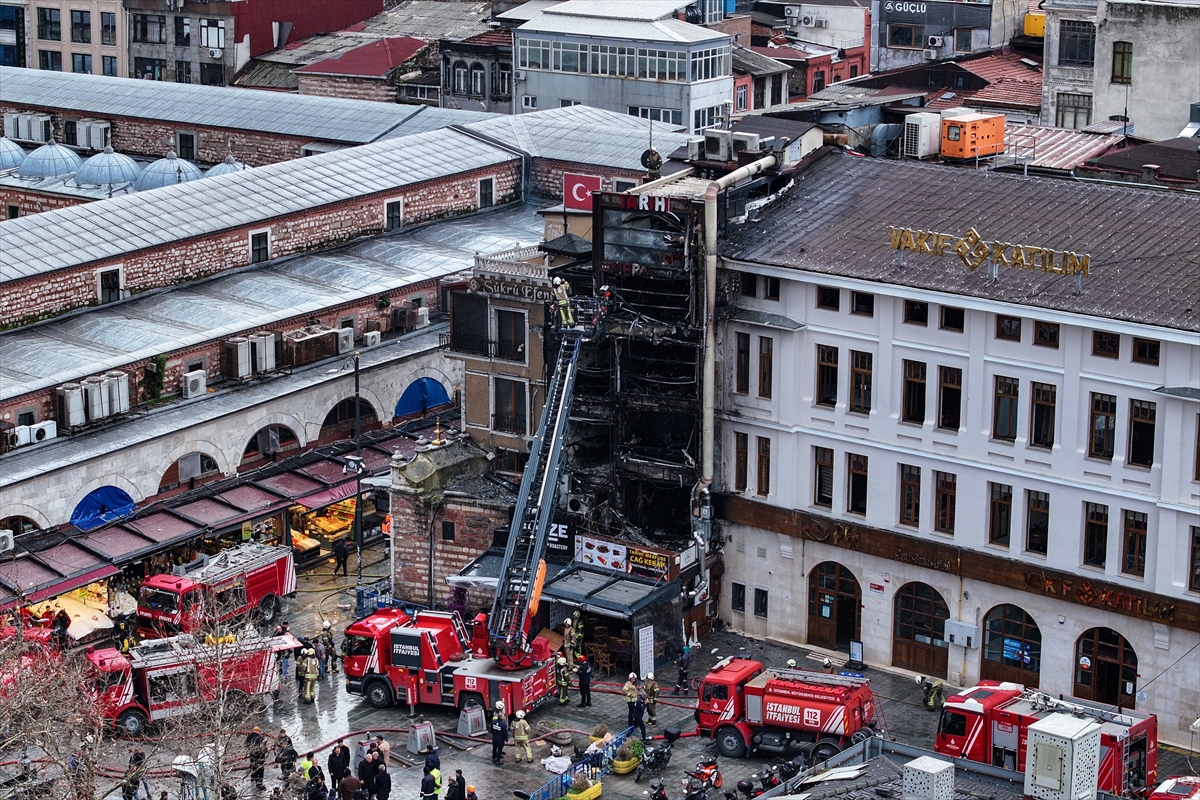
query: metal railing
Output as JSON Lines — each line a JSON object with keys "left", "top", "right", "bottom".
{"left": 492, "top": 414, "right": 528, "bottom": 436}
{"left": 525, "top": 727, "right": 635, "bottom": 800}
{"left": 439, "top": 333, "right": 525, "bottom": 361}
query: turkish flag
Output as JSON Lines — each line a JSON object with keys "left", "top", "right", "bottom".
{"left": 563, "top": 173, "right": 602, "bottom": 211}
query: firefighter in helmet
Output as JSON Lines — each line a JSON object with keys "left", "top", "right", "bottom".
{"left": 555, "top": 656, "right": 571, "bottom": 705}
{"left": 917, "top": 675, "right": 945, "bottom": 711}
{"left": 552, "top": 277, "right": 574, "bottom": 327}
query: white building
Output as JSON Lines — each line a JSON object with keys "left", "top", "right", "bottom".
{"left": 1042, "top": 0, "right": 1200, "bottom": 138}
{"left": 513, "top": 0, "right": 734, "bottom": 132}
{"left": 712, "top": 154, "right": 1200, "bottom": 747}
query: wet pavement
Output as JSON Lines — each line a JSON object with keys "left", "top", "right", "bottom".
{"left": 86, "top": 543, "right": 1200, "bottom": 800}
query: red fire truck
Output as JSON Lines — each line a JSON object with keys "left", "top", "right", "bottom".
{"left": 695, "top": 656, "right": 878, "bottom": 761}
{"left": 342, "top": 606, "right": 556, "bottom": 715}
{"left": 936, "top": 683, "right": 1157, "bottom": 798}
{"left": 137, "top": 543, "right": 296, "bottom": 637}
{"left": 86, "top": 630, "right": 299, "bottom": 736}
{"left": 1150, "top": 777, "right": 1200, "bottom": 800}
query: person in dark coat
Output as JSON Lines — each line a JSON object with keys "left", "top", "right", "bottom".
{"left": 326, "top": 741, "right": 350, "bottom": 783}
{"left": 372, "top": 764, "right": 390, "bottom": 800}
{"left": 423, "top": 748, "right": 439, "bottom": 772}
{"left": 419, "top": 769, "right": 436, "bottom": 800}
{"left": 336, "top": 773, "right": 360, "bottom": 800}
{"left": 574, "top": 654, "right": 592, "bottom": 707}
{"left": 332, "top": 538, "right": 350, "bottom": 578}
{"left": 632, "top": 693, "right": 648, "bottom": 741}
{"left": 356, "top": 752, "right": 375, "bottom": 800}
{"left": 275, "top": 730, "right": 297, "bottom": 779}
{"left": 444, "top": 770, "right": 465, "bottom": 800}
{"left": 673, "top": 647, "right": 690, "bottom": 695}
{"left": 246, "top": 728, "right": 268, "bottom": 788}
{"left": 490, "top": 706, "right": 510, "bottom": 764}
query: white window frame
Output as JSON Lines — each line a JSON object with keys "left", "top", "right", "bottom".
{"left": 96, "top": 265, "right": 125, "bottom": 304}
{"left": 383, "top": 197, "right": 404, "bottom": 231}
{"left": 199, "top": 18, "right": 225, "bottom": 49}
{"left": 522, "top": 94, "right": 538, "bottom": 109}
{"left": 248, "top": 228, "right": 271, "bottom": 263}
{"left": 736, "top": 84, "right": 747, "bottom": 112}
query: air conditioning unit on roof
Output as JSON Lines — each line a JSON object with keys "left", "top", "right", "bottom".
{"left": 923, "top": 47, "right": 939, "bottom": 59}
{"left": 814, "top": 18, "right": 828, "bottom": 27}
{"left": 784, "top": 5, "right": 801, "bottom": 16}
{"left": 801, "top": 14, "right": 815, "bottom": 26}
{"left": 182, "top": 369, "right": 207, "bottom": 399}
{"left": 31, "top": 420, "right": 57, "bottom": 443}
{"left": 336, "top": 327, "right": 354, "bottom": 354}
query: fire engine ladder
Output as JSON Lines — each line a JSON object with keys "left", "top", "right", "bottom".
{"left": 771, "top": 668, "right": 870, "bottom": 688}
{"left": 488, "top": 336, "right": 583, "bottom": 666}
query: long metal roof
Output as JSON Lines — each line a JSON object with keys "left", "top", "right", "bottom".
{"left": 0, "top": 128, "right": 517, "bottom": 283}
{"left": 0, "top": 204, "right": 544, "bottom": 403}
{"left": 0, "top": 66, "right": 489, "bottom": 144}
{"left": 519, "top": 13, "right": 727, "bottom": 43}
{"left": 458, "top": 106, "right": 691, "bottom": 170}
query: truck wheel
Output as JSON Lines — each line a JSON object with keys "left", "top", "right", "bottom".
{"left": 116, "top": 709, "right": 148, "bottom": 738}
{"left": 715, "top": 726, "right": 746, "bottom": 759}
{"left": 459, "top": 692, "right": 485, "bottom": 715}
{"left": 812, "top": 740, "right": 841, "bottom": 763}
{"left": 256, "top": 594, "right": 278, "bottom": 624}
{"left": 365, "top": 681, "right": 394, "bottom": 709}
{"left": 222, "top": 689, "right": 250, "bottom": 721}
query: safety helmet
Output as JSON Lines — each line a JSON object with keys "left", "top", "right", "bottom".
{"left": 786, "top": 659, "right": 797, "bottom": 668}
{"left": 645, "top": 672, "right": 654, "bottom": 681}
{"left": 577, "top": 654, "right": 586, "bottom": 662}
{"left": 573, "top": 610, "right": 580, "bottom": 617}
{"left": 553, "top": 277, "right": 562, "bottom": 286}
{"left": 629, "top": 672, "right": 638, "bottom": 681}
{"left": 496, "top": 700, "right": 505, "bottom": 710}
{"left": 915, "top": 675, "right": 925, "bottom": 685}
{"left": 823, "top": 658, "right": 832, "bottom": 667}
{"left": 558, "top": 656, "right": 567, "bottom": 665}
{"left": 516, "top": 710, "right": 526, "bottom": 719}
{"left": 467, "top": 788, "right": 475, "bottom": 794}
{"left": 323, "top": 621, "right": 331, "bottom": 630}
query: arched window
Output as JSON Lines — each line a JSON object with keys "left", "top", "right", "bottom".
{"left": 159, "top": 452, "right": 221, "bottom": 492}
{"left": 0, "top": 516, "right": 40, "bottom": 536}
{"left": 470, "top": 63, "right": 486, "bottom": 96}
{"left": 892, "top": 582, "right": 949, "bottom": 676}
{"left": 241, "top": 425, "right": 298, "bottom": 462}
{"left": 981, "top": 604, "right": 1041, "bottom": 686}
{"left": 1075, "top": 627, "right": 1138, "bottom": 708}
{"left": 452, "top": 60, "right": 468, "bottom": 94}
{"left": 320, "top": 398, "right": 378, "bottom": 440}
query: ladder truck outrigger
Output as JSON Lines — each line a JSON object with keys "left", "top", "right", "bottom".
{"left": 342, "top": 298, "right": 606, "bottom": 716}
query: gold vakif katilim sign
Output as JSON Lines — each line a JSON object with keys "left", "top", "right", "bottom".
{"left": 888, "top": 226, "right": 1091, "bottom": 278}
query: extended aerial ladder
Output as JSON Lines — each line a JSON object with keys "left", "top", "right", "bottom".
{"left": 488, "top": 334, "right": 583, "bottom": 669}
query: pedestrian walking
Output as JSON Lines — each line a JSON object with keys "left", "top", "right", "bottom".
{"left": 336, "top": 772, "right": 360, "bottom": 800}
{"left": 333, "top": 538, "right": 350, "bottom": 578}
{"left": 623, "top": 672, "right": 639, "bottom": 727}
{"left": 373, "top": 764, "right": 390, "bottom": 800}
{"left": 247, "top": 728, "right": 269, "bottom": 789}
{"left": 275, "top": 730, "right": 297, "bottom": 779}
{"left": 376, "top": 735, "right": 392, "bottom": 766}
{"left": 314, "top": 639, "right": 327, "bottom": 678}
{"left": 633, "top": 693, "right": 648, "bottom": 741}
{"left": 574, "top": 654, "right": 592, "bottom": 707}
{"left": 419, "top": 768, "right": 437, "bottom": 800}
{"left": 320, "top": 621, "right": 339, "bottom": 675}
{"left": 444, "top": 770, "right": 465, "bottom": 800}
{"left": 327, "top": 741, "right": 350, "bottom": 783}
{"left": 356, "top": 752, "right": 376, "bottom": 800}
{"left": 643, "top": 672, "right": 659, "bottom": 724}
{"left": 512, "top": 710, "right": 533, "bottom": 763}
{"left": 672, "top": 647, "right": 690, "bottom": 696}
{"left": 490, "top": 702, "right": 510, "bottom": 764}
{"left": 129, "top": 748, "right": 151, "bottom": 800}
{"left": 555, "top": 656, "right": 571, "bottom": 705}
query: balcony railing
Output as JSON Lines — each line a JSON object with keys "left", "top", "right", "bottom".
{"left": 474, "top": 245, "right": 549, "bottom": 281}
{"left": 492, "top": 413, "right": 527, "bottom": 436}
{"left": 439, "top": 333, "right": 526, "bottom": 362}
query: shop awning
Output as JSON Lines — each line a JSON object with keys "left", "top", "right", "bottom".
{"left": 540, "top": 565, "right": 677, "bottom": 617}
{"left": 1, "top": 564, "right": 120, "bottom": 608}
{"left": 449, "top": 549, "right": 573, "bottom": 591}
{"left": 294, "top": 481, "right": 360, "bottom": 511}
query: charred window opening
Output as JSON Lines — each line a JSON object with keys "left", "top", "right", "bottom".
{"left": 617, "top": 339, "right": 698, "bottom": 400}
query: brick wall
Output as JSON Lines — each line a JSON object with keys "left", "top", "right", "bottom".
{"left": 0, "top": 161, "right": 521, "bottom": 327}
{"left": 0, "top": 188, "right": 89, "bottom": 217}
{"left": 298, "top": 75, "right": 398, "bottom": 104}
{"left": 529, "top": 157, "right": 645, "bottom": 199}
{"left": 0, "top": 104, "right": 317, "bottom": 166}
{"left": 0, "top": 280, "right": 439, "bottom": 427}
{"left": 390, "top": 488, "right": 511, "bottom": 603}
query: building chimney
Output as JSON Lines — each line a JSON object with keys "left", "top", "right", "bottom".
{"left": 1141, "top": 164, "right": 1159, "bottom": 183}
{"left": 902, "top": 756, "right": 954, "bottom": 800}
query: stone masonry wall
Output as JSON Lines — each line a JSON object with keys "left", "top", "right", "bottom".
{"left": 0, "top": 188, "right": 90, "bottom": 218}
{"left": 0, "top": 161, "right": 521, "bottom": 327}
{"left": 390, "top": 488, "right": 511, "bottom": 604}
{"left": 297, "top": 75, "right": 398, "bottom": 104}
{"left": 529, "top": 157, "right": 646, "bottom": 199}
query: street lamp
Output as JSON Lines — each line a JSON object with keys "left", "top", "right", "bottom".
{"left": 341, "top": 349, "right": 364, "bottom": 588}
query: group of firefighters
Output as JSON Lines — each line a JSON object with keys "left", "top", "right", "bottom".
{"left": 272, "top": 620, "right": 340, "bottom": 703}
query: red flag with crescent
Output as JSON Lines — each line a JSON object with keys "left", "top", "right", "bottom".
{"left": 563, "top": 173, "right": 602, "bottom": 210}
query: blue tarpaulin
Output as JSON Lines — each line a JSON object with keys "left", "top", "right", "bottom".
{"left": 70, "top": 486, "right": 137, "bottom": 531}
{"left": 394, "top": 377, "right": 450, "bottom": 418}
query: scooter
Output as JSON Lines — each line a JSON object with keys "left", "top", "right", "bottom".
{"left": 646, "top": 780, "right": 669, "bottom": 800}
{"left": 686, "top": 758, "right": 722, "bottom": 790}
{"left": 678, "top": 776, "right": 708, "bottom": 800}
{"left": 635, "top": 727, "right": 680, "bottom": 783}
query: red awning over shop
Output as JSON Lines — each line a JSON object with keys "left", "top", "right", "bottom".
{"left": 294, "top": 481, "right": 360, "bottom": 511}
{"left": 6, "top": 564, "right": 120, "bottom": 607}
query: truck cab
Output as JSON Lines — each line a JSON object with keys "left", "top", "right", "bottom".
{"left": 696, "top": 656, "right": 764, "bottom": 736}
{"left": 137, "top": 575, "right": 202, "bottom": 637}
{"left": 341, "top": 607, "right": 412, "bottom": 701}
{"left": 84, "top": 646, "right": 141, "bottom": 733}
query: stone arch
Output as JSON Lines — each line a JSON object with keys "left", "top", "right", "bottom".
{"left": 891, "top": 581, "right": 950, "bottom": 677}
{"left": 1075, "top": 626, "right": 1138, "bottom": 708}
{"left": 239, "top": 422, "right": 302, "bottom": 468}
{"left": 70, "top": 485, "right": 138, "bottom": 531}
{"left": 67, "top": 473, "right": 144, "bottom": 521}
{"left": 807, "top": 561, "right": 861, "bottom": 651}
{"left": 0, "top": 510, "right": 49, "bottom": 535}
{"left": 980, "top": 603, "right": 1042, "bottom": 687}
{"left": 319, "top": 396, "right": 380, "bottom": 441}
{"left": 159, "top": 452, "right": 224, "bottom": 492}
{"left": 158, "top": 439, "right": 233, "bottom": 481}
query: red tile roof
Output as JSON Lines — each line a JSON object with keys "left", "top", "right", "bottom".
{"left": 752, "top": 44, "right": 809, "bottom": 62}
{"left": 458, "top": 28, "right": 514, "bottom": 46}
{"left": 295, "top": 36, "right": 428, "bottom": 77}
{"left": 925, "top": 48, "right": 1043, "bottom": 111}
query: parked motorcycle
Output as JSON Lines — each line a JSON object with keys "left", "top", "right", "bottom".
{"left": 636, "top": 727, "right": 680, "bottom": 782}
{"left": 686, "top": 758, "right": 722, "bottom": 790}
{"left": 677, "top": 775, "right": 709, "bottom": 800}
{"left": 646, "top": 780, "right": 669, "bottom": 800}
